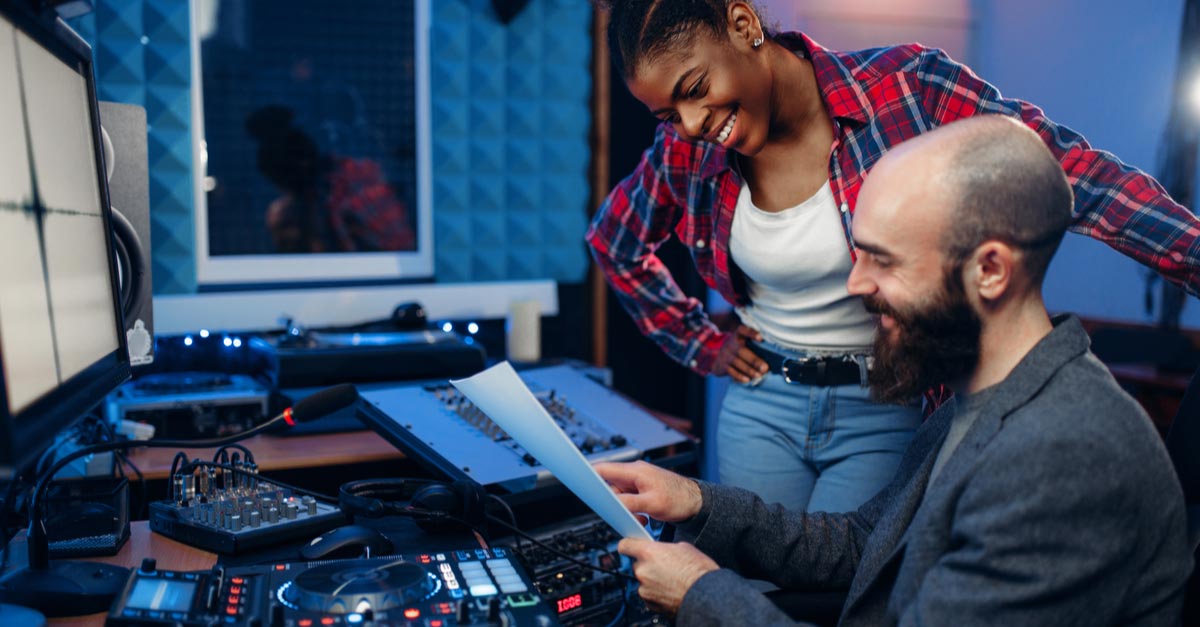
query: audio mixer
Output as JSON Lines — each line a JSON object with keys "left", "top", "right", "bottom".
{"left": 358, "top": 365, "right": 693, "bottom": 491}
{"left": 149, "top": 460, "right": 344, "bottom": 554}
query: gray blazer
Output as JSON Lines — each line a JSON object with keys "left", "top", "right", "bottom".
{"left": 675, "top": 315, "right": 1191, "bottom": 626}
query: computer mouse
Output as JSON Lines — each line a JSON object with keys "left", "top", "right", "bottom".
{"left": 300, "top": 525, "right": 394, "bottom": 561}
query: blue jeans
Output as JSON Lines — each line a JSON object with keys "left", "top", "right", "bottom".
{"left": 716, "top": 344, "right": 922, "bottom": 513}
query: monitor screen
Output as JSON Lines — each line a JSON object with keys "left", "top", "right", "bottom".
{"left": 0, "top": 6, "right": 131, "bottom": 478}
{"left": 193, "top": 0, "right": 432, "bottom": 285}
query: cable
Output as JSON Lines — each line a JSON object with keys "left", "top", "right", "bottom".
{"left": 168, "top": 452, "right": 189, "bottom": 482}
{"left": 602, "top": 599, "right": 627, "bottom": 627}
{"left": 174, "top": 460, "right": 338, "bottom": 503}
{"left": 215, "top": 444, "right": 254, "bottom": 464}
{"left": 486, "top": 494, "right": 521, "bottom": 553}
{"left": 115, "top": 451, "right": 146, "bottom": 519}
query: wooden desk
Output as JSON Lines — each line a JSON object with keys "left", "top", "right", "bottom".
{"left": 4, "top": 522, "right": 217, "bottom": 626}
{"left": 124, "top": 430, "right": 405, "bottom": 480}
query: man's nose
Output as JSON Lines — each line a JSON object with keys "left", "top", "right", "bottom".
{"left": 846, "top": 259, "right": 874, "bottom": 297}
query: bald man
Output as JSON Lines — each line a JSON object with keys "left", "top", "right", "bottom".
{"left": 595, "top": 116, "right": 1191, "bottom": 626}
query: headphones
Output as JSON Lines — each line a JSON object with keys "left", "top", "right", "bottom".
{"left": 338, "top": 478, "right": 487, "bottom": 534}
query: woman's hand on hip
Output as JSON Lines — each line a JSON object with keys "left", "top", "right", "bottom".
{"left": 712, "top": 325, "right": 768, "bottom": 384}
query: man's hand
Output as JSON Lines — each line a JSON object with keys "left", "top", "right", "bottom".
{"left": 594, "top": 461, "right": 703, "bottom": 523}
{"left": 619, "top": 538, "right": 718, "bottom": 615}
{"left": 711, "top": 325, "right": 768, "bottom": 384}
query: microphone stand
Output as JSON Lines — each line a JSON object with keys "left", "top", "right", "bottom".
{"left": 0, "top": 384, "right": 358, "bottom": 617}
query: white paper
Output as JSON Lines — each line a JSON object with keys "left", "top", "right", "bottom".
{"left": 451, "top": 362, "right": 652, "bottom": 540}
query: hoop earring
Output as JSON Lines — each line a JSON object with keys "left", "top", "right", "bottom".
{"left": 752, "top": 33, "right": 764, "bottom": 48}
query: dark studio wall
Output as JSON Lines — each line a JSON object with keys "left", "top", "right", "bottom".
{"left": 603, "top": 73, "right": 708, "bottom": 423}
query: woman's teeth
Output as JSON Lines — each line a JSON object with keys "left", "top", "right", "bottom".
{"left": 716, "top": 112, "right": 737, "bottom": 143}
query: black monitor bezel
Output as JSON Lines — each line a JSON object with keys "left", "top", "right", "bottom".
{"left": 0, "top": 3, "right": 132, "bottom": 479}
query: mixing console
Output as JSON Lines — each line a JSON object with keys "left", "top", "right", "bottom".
{"left": 107, "top": 549, "right": 561, "bottom": 626}
{"left": 359, "top": 365, "right": 692, "bottom": 490}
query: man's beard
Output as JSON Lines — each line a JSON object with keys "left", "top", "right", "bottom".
{"left": 863, "top": 269, "right": 982, "bottom": 405}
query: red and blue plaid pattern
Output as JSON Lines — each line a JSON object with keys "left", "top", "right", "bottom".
{"left": 327, "top": 157, "right": 415, "bottom": 252}
{"left": 587, "top": 33, "right": 1200, "bottom": 375}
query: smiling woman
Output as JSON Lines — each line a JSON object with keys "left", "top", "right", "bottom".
{"left": 586, "top": 0, "right": 1200, "bottom": 513}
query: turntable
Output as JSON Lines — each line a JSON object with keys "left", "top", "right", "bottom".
{"left": 280, "top": 561, "right": 440, "bottom": 614}
{"left": 251, "top": 328, "right": 487, "bottom": 388}
{"left": 108, "top": 548, "right": 561, "bottom": 626}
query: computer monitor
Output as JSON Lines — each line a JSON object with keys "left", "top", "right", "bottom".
{"left": 0, "top": 4, "right": 132, "bottom": 479}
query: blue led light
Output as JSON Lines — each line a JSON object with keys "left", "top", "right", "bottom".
{"left": 441, "top": 322, "right": 453, "bottom": 333}
{"left": 199, "top": 329, "right": 210, "bottom": 338}
{"left": 223, "top": 337, "right": 233, "bottom": 347}
{"left": 346, "top": 614, "right": 363, "bottom": 624}
{"left": 183, "top": 336, "right": 193, "bottom": 346}
{"left": 232, "top": 338, "right": 242, "bottom": 348}
{"left": 467, "top": 322, "right": 479, "bottom": 335}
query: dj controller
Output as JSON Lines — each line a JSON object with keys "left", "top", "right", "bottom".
{"left": 108, "top": 548, "right": 560, "bottom": 626}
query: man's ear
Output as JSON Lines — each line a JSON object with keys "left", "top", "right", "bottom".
{"left": 968, "top": 241, "right": 1016, "bottom": 304}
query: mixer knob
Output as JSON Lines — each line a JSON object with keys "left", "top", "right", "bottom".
{"left": 139, "top": 558, "right": 157, "bottom": 574}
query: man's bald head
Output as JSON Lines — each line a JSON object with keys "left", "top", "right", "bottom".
{"left": 915, "top": 115, "right": 1074, "bottom": 284}
{"left": 848, "top": 116, "right": 1074, "bottom": 403}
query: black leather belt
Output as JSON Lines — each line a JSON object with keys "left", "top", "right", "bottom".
{"left": 748, "top": 344, "right": 864, "bottom": 387}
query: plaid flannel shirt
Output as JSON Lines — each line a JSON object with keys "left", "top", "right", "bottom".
{"left": 326, "top": 156, "right": 415, "bottom": 252}
{"left": 586, "top": 33, "right": 1200, "bottom": 376}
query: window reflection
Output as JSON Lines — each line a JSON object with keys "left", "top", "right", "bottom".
{"left": 198, "top": 0, "right": 418, "bottom": 256}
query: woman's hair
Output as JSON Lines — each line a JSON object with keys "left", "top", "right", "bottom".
{"left": 599, "top": 0, "right": 764, "bottom": 80}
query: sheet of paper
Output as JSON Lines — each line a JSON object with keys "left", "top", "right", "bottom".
{"left": 451, "top": 362, "right": 652, "bottom": 540}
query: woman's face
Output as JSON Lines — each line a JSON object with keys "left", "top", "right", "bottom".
{"left": 626, "top": 25, "right": 773, "bottom": 156}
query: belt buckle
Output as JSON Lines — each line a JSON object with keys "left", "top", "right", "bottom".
{"left": 781, "top": 357, "right": 821, "bottom": 385}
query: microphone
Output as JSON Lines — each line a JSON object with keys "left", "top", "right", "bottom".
{"left": 280, "top": 383, "right": 359, "bottom": 427}
{"left": 0, "top": 384, "right": 360, "bottom": 617}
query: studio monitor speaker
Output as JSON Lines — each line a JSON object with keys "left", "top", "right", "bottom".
{"left": 98, "top": 101, "right": 153, "bottom": 366}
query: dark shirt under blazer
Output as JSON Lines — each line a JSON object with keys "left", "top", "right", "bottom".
{"left": 676, "top": 315, "right": 1192, "bottom": 626}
